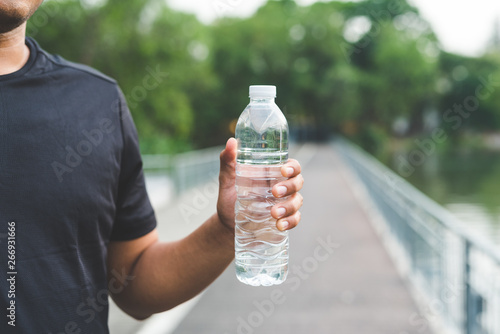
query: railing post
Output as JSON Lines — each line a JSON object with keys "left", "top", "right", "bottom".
{"left": 464, "top": 239, "right": 472, "bottom": 334}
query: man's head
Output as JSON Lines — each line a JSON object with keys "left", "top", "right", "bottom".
{"left": 0, "top": 0, "right": 43, "bottom": 34}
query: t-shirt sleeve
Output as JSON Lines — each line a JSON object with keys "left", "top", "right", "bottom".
{"left": 110, "top": 88, "right": 157, "bottom": 241}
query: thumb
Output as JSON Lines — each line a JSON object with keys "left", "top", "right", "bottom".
{"left": 219, "top": 138, "right": 237, "bottom": 189}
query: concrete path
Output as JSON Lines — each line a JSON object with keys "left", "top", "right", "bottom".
{"left": 169, "top": 144, "right": 431, "bottom": 334}
{"left": 109, "top": 143, "right": 431, "bottom": 334}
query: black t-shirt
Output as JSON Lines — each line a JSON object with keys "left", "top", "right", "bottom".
{"left": 0, "top": 38, "right": 157, "bottom": 333}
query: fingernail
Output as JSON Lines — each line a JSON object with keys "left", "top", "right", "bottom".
{"left": 276, "top": 207, "right": 286, "bottom": 217}
{"left": 279, "top": 221, "right": 289, "bottom": 230}
{"left": 276, "top": 186, "right": 287, "bottom": 197}
{"left": 286, "top": 167, "right": 294, "bottom": 176}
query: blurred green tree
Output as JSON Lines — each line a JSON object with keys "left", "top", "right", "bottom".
{"left": 26, "top": 0, "right": 500, "bottom": 154}
{"left": 30, "top": 0, "right": 216, "bottom": 153}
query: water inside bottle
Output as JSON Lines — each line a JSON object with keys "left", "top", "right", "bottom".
{"left": 234, "top": 164, "right": 289, "bottom": 286}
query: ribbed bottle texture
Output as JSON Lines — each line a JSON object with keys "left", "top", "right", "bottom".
{"left": 234, "top": 85, "right": 289, "bottom": 286}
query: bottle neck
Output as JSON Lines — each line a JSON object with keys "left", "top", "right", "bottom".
{"left": 250, "top": 97, "right": 275, "bottom": 103}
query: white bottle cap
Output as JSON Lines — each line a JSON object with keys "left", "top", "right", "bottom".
{"left": 249, "top": 85, "right": 276, "bottom": 98}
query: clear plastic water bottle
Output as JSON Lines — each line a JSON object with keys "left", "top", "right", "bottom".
{"left": 234, "top": 85, "right": 289, "bottom": 286}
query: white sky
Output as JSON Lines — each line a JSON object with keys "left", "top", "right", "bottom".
{"left": 166, "top": 0, "right": 500, "bottom": 57}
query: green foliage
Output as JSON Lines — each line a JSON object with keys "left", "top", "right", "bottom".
{"left": 30, "top": 0, "right": 212, "bottom": 153}
{"left": 438, "top": 51, "right": 500, "bottom": 133}
{"left": 27, "top": 0, "right": 500, "bottom": 153}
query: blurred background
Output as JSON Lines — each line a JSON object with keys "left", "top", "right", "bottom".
{"left": 28, "top": 0, "right": 500, "bottom": 333}
{"left": 30, "top": 0, "right": 500, "bottom": 245}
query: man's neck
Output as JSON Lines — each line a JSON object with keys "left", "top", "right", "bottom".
{"left": 0, "top": 23, "right": 30, "bottom": 76}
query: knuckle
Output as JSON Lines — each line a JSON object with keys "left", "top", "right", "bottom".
{"left": 284, "top": 198, "right": 294, "bottom": 210}
{"left": 295, "top": 194, "right": 303, "bottom": 208}
{"left": 295, "top": 178, "right": 302, "bottom": 191}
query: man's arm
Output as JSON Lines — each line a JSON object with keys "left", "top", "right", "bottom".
{"left": 107, "top": 214, "right": 234, "bottom": 319}
{"left": 107, "top": 138, "right": 304, "bottom": 319}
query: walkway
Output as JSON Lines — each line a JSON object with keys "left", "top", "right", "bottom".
{"left": 109, "top": 144, "right": 431, "bottom": 334}
{"left": 173, "top": 144, "right": 430, "bottom": 334}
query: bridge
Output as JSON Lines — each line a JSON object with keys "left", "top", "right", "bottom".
{"left": 108, "top": 141, "right": 500, "bottom": 334}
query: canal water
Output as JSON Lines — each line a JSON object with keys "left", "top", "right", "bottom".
{"left": 387, "top": 149, "right": 500, "bottom": 245}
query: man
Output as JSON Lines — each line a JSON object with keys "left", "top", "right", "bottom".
{"left": 0, "top": 1, "right": 304, "bottom": 332}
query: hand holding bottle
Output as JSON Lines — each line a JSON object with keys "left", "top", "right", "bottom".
{"left": 217, "top": 138, "right": 303, "bottom": 233}
{"left": 216, "top": 85, "right": 304, "bottom": 286}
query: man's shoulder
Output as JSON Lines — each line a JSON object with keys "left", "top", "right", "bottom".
{"left": 30, "top": 38, "right": 117, "bottom": 87}
{"left": 51, "top": 54, "right": 117, "bottom": 85}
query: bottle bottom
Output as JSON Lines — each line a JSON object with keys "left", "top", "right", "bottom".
{"left": 235, "top": 262, "right": 288, "bottom": 286}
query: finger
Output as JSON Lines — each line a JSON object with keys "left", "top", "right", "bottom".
{"left": 219, "top": 138, "right": 237, "bottom": 190}
{"left": 271, "top": 192, "right": 303, "bottom": 219}
{"left": 281, "top": 159, "right": 301, "bottom": 178}
{"left": 276, "top": 211, "right": 301, "bottom": 231}
{"left": 272, "top": 173, "right": 304, "bottom": 198}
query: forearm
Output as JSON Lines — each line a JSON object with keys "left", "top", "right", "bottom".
{"left": 113, "top": 213, "right": 234, "bottom": 319}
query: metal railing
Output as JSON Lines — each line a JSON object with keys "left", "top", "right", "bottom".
{"left": 336, "top": 139, "right": 500, "bottom": 334}
{"left": 142, "top": 146, "right": 223, "bottom": 194}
